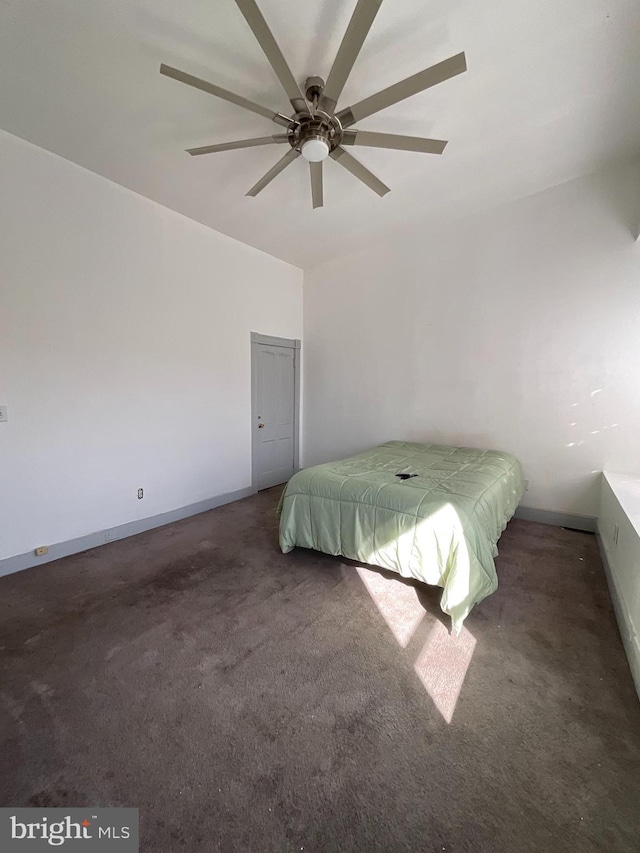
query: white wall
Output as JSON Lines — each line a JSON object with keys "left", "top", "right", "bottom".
{"left": 0, "top": 130, "right": 302, "bottom": 561}
{"left": 304, "top": 160, "right": 640, "bottom": 517}
{"left": 599, "top": 474, "right": 640, "bottom": 697}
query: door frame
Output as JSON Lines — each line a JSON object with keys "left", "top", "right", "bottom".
{"left": 250, "top": 332, "right": 301, "bottom": 493}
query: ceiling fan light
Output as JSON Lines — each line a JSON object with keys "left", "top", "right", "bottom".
{"left": 301, "top": 137, "right": 330, "bottom": 162}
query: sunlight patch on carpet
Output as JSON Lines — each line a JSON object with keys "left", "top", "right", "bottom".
{"left": 355, "top": 565, "right": 425, "bottom": 647}
{"left": 414, "top": 621, "right": 476, "bottom": 723}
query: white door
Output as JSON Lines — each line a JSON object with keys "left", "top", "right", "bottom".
{"left": 253, "top": 341, "right": 297, "bottom": 490}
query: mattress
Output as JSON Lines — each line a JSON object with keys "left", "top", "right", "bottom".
{"left": 278, "top": 441, "right": 525, "bottom": 632}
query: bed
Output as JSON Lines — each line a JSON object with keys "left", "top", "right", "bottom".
{"left": 279, "top": 441, "right": 525, "bottom": 633}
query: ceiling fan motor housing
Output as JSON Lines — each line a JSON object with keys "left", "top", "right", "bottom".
{"left": 290, "top": 112, "right": 342, "bottom": 161}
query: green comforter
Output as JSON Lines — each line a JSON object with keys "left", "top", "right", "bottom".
{"left": 279, "top": 441, "right": 524, "bottom": 633}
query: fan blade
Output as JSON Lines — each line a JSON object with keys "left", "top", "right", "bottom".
{"left": 317, "top": 0, "right": 384, "bottom": 117}
{"left": 337, "top": 52, "right": 467, "bottom": 128}
{"left": 235, "top": 0, "right": 309, "bottom": 114}
{"left": 187, "top": 135, "right": 289, "bottom": 156}
{"left": 310, "top": 161, "right": 323, "bottom": 209}
{"left": 342, "top": 130, "right": 447, "bottom": 154}
{"left": 160, "top": 64, "right": 291, "bottom": 128}
{"left": 246, "top": 148, "right": 301, "bottom": 196}
{"left": 330, "top": 147, "right": 389, "bottom": 196}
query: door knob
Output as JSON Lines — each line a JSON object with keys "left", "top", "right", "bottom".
{"left": 258, "top": 423, "right": 265, "bottom": 429}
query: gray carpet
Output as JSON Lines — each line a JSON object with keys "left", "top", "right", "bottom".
{"left": 1, "top": 487, "right": 639, "bottom": 852}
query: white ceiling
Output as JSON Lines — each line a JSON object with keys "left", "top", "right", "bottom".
{"left": 1, "top": 0, "right": 639, "bottom": 268}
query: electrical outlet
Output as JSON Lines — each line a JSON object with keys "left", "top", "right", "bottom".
{"left": 137, "top": 488, "right": 144, "bottom": 500}
{"left": 524, "top": 479, "right": 530, "bottom": 491}
{"left": 35, "top": 546, "right": 48, "bottom": 556}
{"left": 613, "top": 522, "right": 619, "bottom": 546}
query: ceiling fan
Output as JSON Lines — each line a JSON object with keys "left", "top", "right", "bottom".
{"left": 160, "top": 0, "right": 466, "bottom": 209}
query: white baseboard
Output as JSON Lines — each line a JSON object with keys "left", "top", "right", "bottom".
{"left": 596, "top": 524, "right": 640, "bottom": 702}
{"left": 514, "top": 505, "right": 596, "bottom": 532}
{"left": 0, "top": 486, "right": 254, "bottom": 579}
